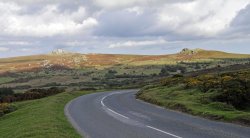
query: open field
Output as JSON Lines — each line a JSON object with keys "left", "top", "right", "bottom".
{"left": 0, "top": 49, "right": 249, "bottom": 93}
{"left": 0, "top": 91, "right": 95, "bottom": 138}
{"left": 0, "top": 77, "right": 15, "bottom": 84}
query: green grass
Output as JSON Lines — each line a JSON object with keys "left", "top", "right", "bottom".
{"left": 0, "top": 91, "right": 94, "bottom": 138}
{"left": 137, "top": 86, "right": 250, "bottom": 126}
{"left": 0, "top": 77, "right": 15, "bottom": 84}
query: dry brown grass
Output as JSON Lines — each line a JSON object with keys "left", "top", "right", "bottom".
{"left": 0, "top": 50, "right": 249, "bottom": 73}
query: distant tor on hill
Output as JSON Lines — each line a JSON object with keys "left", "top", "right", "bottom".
{"left": 179, "top": 48, "right": 204, "bottom": 55}
{"left": 50, "top": 49, "right": 73, "bottom": 55}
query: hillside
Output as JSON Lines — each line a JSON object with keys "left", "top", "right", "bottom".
{"left": 0, "top": 48, "right": 250, "bottom": 74}
{"left": 137, "top": 68, "right": 250, "bottom": 126}
{"left": 0, "top": 48, "right": 249, "bottom": 94}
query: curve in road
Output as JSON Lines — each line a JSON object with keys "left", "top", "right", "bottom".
{"left": 65, "top": 90, "right": 250, "bottom": 138}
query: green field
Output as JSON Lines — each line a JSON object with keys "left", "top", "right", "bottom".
{"left": 0, "top": 91, "right": 94, "bottom": 138}
{"left": 0, "top": 77, "right": 15, "bottom": 84}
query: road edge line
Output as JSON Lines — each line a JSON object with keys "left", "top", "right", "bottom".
{"left": 146, "top": 125, "right": 182, "bottom": 138}
{"left": 101, "top": 92, "right": 130, "bottom": 119}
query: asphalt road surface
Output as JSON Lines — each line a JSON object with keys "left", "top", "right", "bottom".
{"left": 65, "top": 90, "right": 250, "bottom": 138}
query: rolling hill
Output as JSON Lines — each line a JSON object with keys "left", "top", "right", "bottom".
{"left": 1, "top": 48, "right": 250, "bottom": 136}
{"left": 0, "top": 48, "right": 250, "bottom": 74}
{"left": 0, "top": 48, "right": 249, "bottom": 93}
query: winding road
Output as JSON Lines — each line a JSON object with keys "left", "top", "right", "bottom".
{"left": 65, "top": 90, "right": 250, "bottom": 138}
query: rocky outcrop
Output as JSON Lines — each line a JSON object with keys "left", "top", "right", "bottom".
{"left": 179, "top": 48, "right": 204, "bottom": 55}
{"left": 50, "top": 49, "right": 72, "bottom": 55}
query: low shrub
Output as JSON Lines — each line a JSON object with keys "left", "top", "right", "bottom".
{"left": 208, "top": 102, "right": 235, "bottom": 111}
{"left": 80, "top": 87, "right": 97, "bottom": 91}
{"left": 159, "top": 69, "right": 250, "bottom": 109}
{"left": 0, "top": 103, "right": 16, "bottom": 117}
{"left": 0, "top": 87, "right": 65, "bottom": 103}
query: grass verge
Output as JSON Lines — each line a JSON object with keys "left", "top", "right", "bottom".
{"left": 0, "top": 91, "right": 93, "bottom": 138}
{"left": 136, "top": 86, "right": 250, "bottom": 126}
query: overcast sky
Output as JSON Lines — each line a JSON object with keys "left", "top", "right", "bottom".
{"left": 0, "top": 0, "right": 250, "bottom": 58}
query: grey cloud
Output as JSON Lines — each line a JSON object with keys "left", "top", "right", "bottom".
{"left": 0, "top": 0, "right": 250, "bottom": 58}
{"left": 229, "top": 4, "right": 250, "bottom": 36}
{"left": 94, "top": 9, "right": 156, "bottom": 37}
{"left": 92, "top": 0, "right": 195, "bottom": 9}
